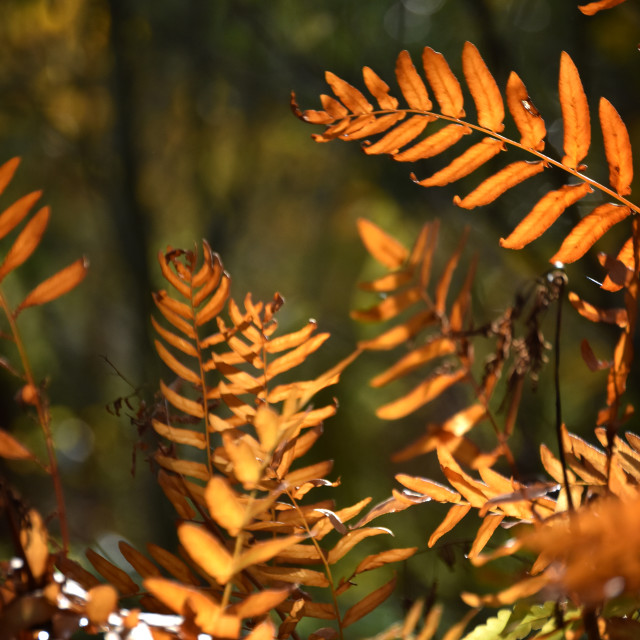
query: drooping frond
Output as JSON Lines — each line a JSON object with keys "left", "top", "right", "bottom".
{"left": 293, "top": 43, "right": 637, "bottom": 266}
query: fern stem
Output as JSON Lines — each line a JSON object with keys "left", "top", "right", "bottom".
{"left": 0, "top": 290, "right": 70, "bottom": 552}
{"left": 551, "top": 271, "right": 574, "bottom": 512}
{"left": 348, "top": 109, "right": 640, "bottom": 216}
{"left": 285, "top": 487, "right": 345, "bottom": 640}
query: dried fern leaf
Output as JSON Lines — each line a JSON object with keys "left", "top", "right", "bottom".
{"left": 370, "top": 337, "right": 457, "bottom": 387}
{"left": 257, "top": 566, "right": 330, "bottom": 589}
{"left": 159, "top": 379, "right": 206, "bottom": 418}
{"left": 396, "top": 474, "right": 461, "bottom": 502}
{"left": 462, "top": 41, "right": 504, "bottom": 133}
{"left": 506, "top": 72, "right": 546, "bottom": 151}
{"left": 344, "top": 113, "right": 406, "bottom": 141}
{"left": 351, "top": 287, "right": 422, "bottom": 322}
{"left": 85, "top": 548, "right": 138, "bottom": 596}
{"left": 178, "top": 522, "right": 234, "bottom": 584}
{"left": 16, "top": 257, "right": 88, "bottom": 313}
{"left": 363, "top": 66, "right": 399, "bottom": 110}
{"left": 353, "top": 547, "right": 418, "bottom": 575}
{"left": 325, "top": 71, "right": 373, "bottom": 114}
{"left": 152, "top": 419, "right": 207, "bottom": 450}
{"left": 454, "top": 160, "right": 545, "bottom": 209}
{"left": 551, "top": 203, "right": 631, "bottom": 264}
{"left": 468, "top": 514, "right": 504, "bottom": 559}
{"left": 0, "top": 207, "right": 49, "bottom": 282}
{"left": 0, "top": 428, "right": 35, "bottom": 460}
{"left": 428, "top": 503, "right": 471, "bottom": 547}
{"left": 327, "top": 527, "right": 392, "bottom": 564}
{"left": 342, "top": 575, "right": 397, "bottom": 627}
{"left": 396, "top": 50, "right": 432, "bottom": 111}
{"left": 393, "top": 123, "right": 470, "bottom": 162}
{"left": 155, "top": 454, "right": 210, "bottom": 482}
{"left": 0, "top": 191, "right": 42, "bottom": 241}
{"left": 357, "top": 217, "right": 409, "bottom": 269}
{"left": 500, "top": 182, "right": 592, "bottom": 249}
{"left": 559, "top": 51, "right": 591, "bottom": 170}
{"left": 434, "top": 227, "right": 468, "bottom": 314}
{"left": 196, "top": 272, "right": 231, "bottom": 326}
{"left": 0, "top": 157, "right": 20, "bottom": 196}
{"left": 230, "top": 588, "right": 292, "bottom": 619}
{"left": 363, "top": 115, "right": 432, "bottom": 155}
{"left": 147, "top": 542, "right": 200, "bottom": 585}
{"left": 411, "top": 137, "right": 503, "bottom": 187}
{"left": 578, "top": 0, "right": 627, "bottom": 15}
{"left": 144, "top": 578, "right": 241, "bottom": 637}
{"left": 422, "top": 47, "right": 465, "bottom": 118}
{"left": 568, "top": 291, "right": 628, "bottom": 326}
{"left": 119, "top": 541, "right": 162, "bottom": 579}
{"left": 376, "top": 368, "right": 467, "bottom": 420}
{"left": 357, "top": 310, "right": 437, "bottom": 350}
{"left": 599, "top": 97, "right": 633, "bottom": 196}
{"left": 601, "top": 237, "right": 634, "bottom": 291}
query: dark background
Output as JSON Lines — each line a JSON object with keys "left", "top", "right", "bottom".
{"left": 1, "top": 0, "right": 639, "bottom": 632}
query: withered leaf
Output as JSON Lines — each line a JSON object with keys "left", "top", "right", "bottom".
{"left": 500, "top": 183, "right": 592, "bottom": 250}
{"left": 599, "top": 97, "right": 633, "bottom": 196}
{"left": 454, "top": 161, "right": 545, "bottom": 210}
{"left": 356, "top": 218, "right": 409, "bottom": 269}
{"left": 16, "top": 257, "right": 88, "bottom": 313}
{"left": 85, "top": 548, "right": 138, "bottom": 595}
{"left": 462, "top": 41, "right": 504, "bottom": 133}
{"left": 393, "top": 123, "right": 470, "bottom": 162}
{"left": 86, "top": 584, "right": 118, "bottom": 626}
{"left": 568, "top": 291, "right": 628, "bottom": 327}
{"left": 412, "top": 137, "right": 503, "bottom": 187}
{"left": 204, "top": 476, "right": 246, "bottom": 536}
{"left": 0, "top": 429, "right": 35, "bottom": 460}
{"left": 396, "top": 50, "right": 432, "bottom": 111}
{"left": 506, "top": 71, "right": 546, "bottom": 151}
{"left": 0, "top": 207, "right": 49, "bottom": 283}
{"left": 118, "top": 541, "right": 161, "bottom": 578}
{"left": 342, "top": 575, "right": 397, "bottom": 627}
{"left": 559, "top": 51, "right": 591, "bottom": 170}
{"left": 551, "top": 203, "right": 631, "bottom": 264}
{"left": 422, "top": 47, "right": 465, "bottom": 118}
{"left": 578, "top": 0, "right": 627, "bottom": 15}
{"left": 363, "top": 66, "right": 399, "bottom": 110}
{"left": 428, "top": 503, "right": 471, "bottom": 547}
{"left": 363, "top": 115, "right": 431, "bottom": 155}
{"left": 354, "top": 547, "right": 418, "bottom": 574}
{"left": 327, "top": 527, "right": 392, "bottom": 564}
{"left": 325, "top": 71, "right": 373, "bottom": 114}
{"left": 377, "top": 368, "right": 467, "bottom": 420}
{"left": 178, "top": 522, "right": 234, "bottom": 584}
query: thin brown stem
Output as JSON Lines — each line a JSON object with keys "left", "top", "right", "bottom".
{"left": 0, "top": 290, "right": 69, "bottom": 553}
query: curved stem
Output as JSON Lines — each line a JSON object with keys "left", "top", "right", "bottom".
{"left": 286, "top": 487, "right": 345, "bottom": 640}
{"left": 337, "top": 108, "right": 640, "bottom": 215}
{"left": 0, "top": 290, "right": 69, "bottom": 552}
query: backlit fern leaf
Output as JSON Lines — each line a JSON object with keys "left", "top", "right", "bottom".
{"left": 293, "top": 43, "right": 637, "bottom": 266}
{"left": 128, "top": 241, "right": 416, "bottom": 638}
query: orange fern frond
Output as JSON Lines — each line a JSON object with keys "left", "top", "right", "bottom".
{"left": 293, "top": 43, "right": 638, "bottom": 264}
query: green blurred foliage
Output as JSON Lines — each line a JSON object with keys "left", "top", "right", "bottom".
{"left": 1, "top": 0, "right": 640, "bottom": 628}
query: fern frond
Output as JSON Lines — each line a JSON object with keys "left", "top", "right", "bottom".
{"left": 294, "top": 43, "right": 638, "bottom": 263}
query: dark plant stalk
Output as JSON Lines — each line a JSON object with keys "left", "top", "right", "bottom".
{"left": 552, "top": 272, "right": 574, "bottom": 512}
